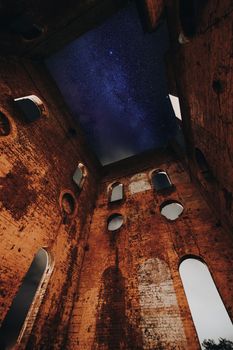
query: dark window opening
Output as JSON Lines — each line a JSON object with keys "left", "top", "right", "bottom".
{"left": 21, "top": 24, "right": 43, "bottom": 41}
{"left": 0, "top": 249, "right": 48, "bottom": 350}
{"left": 152, "top": 170, "right": 172, "bottom": 191}
{"left": 9, "top": 16, "right": 43, "bottom": 40}
{"left": 0, "top": 112, "right": 11, "bottom": 136}
{"left": 179, "top": 0, "right": 208, "bottom": 37}
{"left": 61, "top": 193, "right": 76, "bottom": 216}
{"left": 109, "top": 183, "right": 124, "bottom": 203}
{"left": 14, "top": 96, "right": 45, "bottom": 122}
{"left": 107, "top": 213, "right": 124, "bottom": 231}
{"left": 195, "top": 148, "right": 213, "bottom": 181}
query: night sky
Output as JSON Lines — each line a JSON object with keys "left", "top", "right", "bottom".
{"left": 45, "top": 2, "right": 177, "bottom": 165}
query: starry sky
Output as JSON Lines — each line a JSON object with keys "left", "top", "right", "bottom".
{"left": 45, "top": 2, "right": 177, "bottom": 165}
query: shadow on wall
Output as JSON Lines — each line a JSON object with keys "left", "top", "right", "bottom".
{"left": 93, "top": 266, "right": 143, "bottom": 350}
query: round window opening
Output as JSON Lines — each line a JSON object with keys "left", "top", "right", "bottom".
{"left": 0, "top": 112, "right": 11, "bottom": 136}
{"left": 61, "top": 193, "right": 76, "bottom": 216}
{"left": 107, "top": 214, "right": 124, "bottom": 231}
{"left": 160, "top": 201, "right": 184, "bottom": 221}
{"left": 21, "top": 24, "right": 44, "bottom": 41}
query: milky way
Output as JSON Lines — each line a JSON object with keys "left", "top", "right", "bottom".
{"left": 45, "top": 2, "right": 177, "bottom": 165}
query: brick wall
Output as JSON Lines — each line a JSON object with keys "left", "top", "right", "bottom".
{"left": 165, "top": 0, "right": 233, "bottom": 230}
{"left": 67, "top": 149, "right": 233, "bottom": 349}
{"left": 0, "top": 0, "right": 233, "bottom": 349}
{"left": 0, "top": 55, "right": 100, "bottom": 349}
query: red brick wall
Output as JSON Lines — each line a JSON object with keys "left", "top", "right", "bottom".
{"left": 0, "top": 55, "right": 100, "bottom": 349}
{"left": 165, "top": 0, "right": 233, "bottom": 230}
{"left": 67, "top": 150, "right": 233, "bottom": 349}
{"left": 0, "top": 1, "right": 233, "bottom": 348}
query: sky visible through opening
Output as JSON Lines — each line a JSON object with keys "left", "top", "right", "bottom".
{"left": 180, "top": 259, "right": 233, "bottom": 348}
{"left": 0, "top": 249, "right": 48, "bottom": 350}
{"left": 161, "top": 202, "right": 184, "bottom": 220}
{"left": 45, "top": 2, "right": 177, "bottom": 165}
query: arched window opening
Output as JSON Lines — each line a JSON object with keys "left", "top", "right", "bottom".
{"left": 179, "top": 258, "right": 233, "bottom": 348}
{"left": 0, "top": 249, "right": 49, "bottom": 349}
{"left": 160, "top": 200, "right": 184, "bottom": 221}
{"left": 61, "top": 192, "right": 76, "bottom": 216}
{"left": 14, "top": 95, "right": 46, "bottom": 122}
{"left": 179, "top": 0, "right": 207, "bottom": 38}
{"left": 152, "top": 170, "right": 172, "bottom": 191}
{"left": 21, "top": 24, "right": 43, "bottom": 41}
{"left": 107, "top": 213, "right": 124, "bottom": 231}
{"left": 72, "top": 163, "right": 87, "bottom": 189}
{"left": 168, "top": 95, "right": 182, "bottom": 120}
{"left": 10, "top": 16, "right": 43, "bottom": 41}
{"left": 109, "top": 183, "right": 124, "bottom": 203}
{"left": 0, "top": 112, "right": 11, "bottom": 136}
{"left": 195, "top": 148, "right": 213, "bottom": 181}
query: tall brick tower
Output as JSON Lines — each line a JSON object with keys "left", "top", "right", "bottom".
{"left": 0, "top": 1, "right": 232, "bottom": 349}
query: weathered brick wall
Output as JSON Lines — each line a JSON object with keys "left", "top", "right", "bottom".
{"left": 0, "top": 0, "right": 127, "bottom": 57}
{"left": 165, "top": 0, "right": 233, "bottom": 230}
{"left": 138, "top": 258, "right": 186, "bottom": 349}
{"left": 0, "top": 55, "right": 100, "bottom": 349}
{"left": 67, "top": 149, "right": 233, "bottom": 349}
{"left": 0, "top": 1, "right": 233, "bottom": 349}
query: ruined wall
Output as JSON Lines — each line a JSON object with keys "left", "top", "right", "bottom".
{"left": 0, "top": 1, "right": 233, "bottom": 349}
{"left": 0, "top": 0, "right": 127, "bottom": 57}
{"left": 0, "top": 55, "right": 100, "bottom": 349}
{"left": 67, "top": 149, "right": 233, "bottom": 350}
{"left": 165, "top": 0, "right": 233, "bottom": 230}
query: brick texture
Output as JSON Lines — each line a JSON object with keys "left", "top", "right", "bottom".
{"left": 0, "top": 1, "right": 233, "bottom": 349}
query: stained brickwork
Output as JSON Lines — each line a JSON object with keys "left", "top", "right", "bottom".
{"left": 165, "top": 0, "right": 233, "bottom": 231}
{"left": 138, "top": 258, "right": 186, "bottom": 349}
{"left": 0, "top": 0, "right": 233, "bottom": 349}
{"left": 67, "top": 150, "right": 233, "bottom": 349}
{"left": 0, "top": 55, "right": 100, "bottom": 349}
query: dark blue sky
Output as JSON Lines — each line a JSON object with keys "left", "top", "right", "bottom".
{"left": 45, "top": 2, "right": 176, "bottom": 165}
